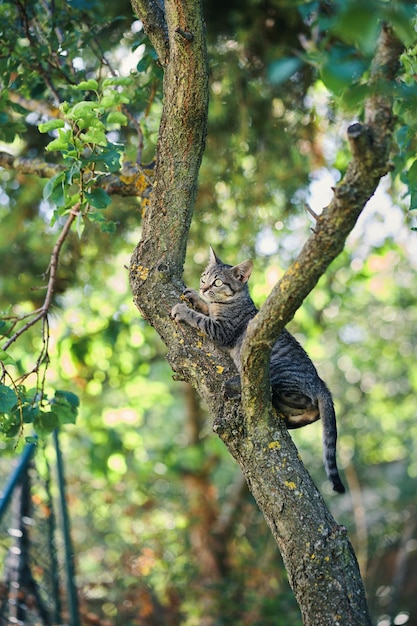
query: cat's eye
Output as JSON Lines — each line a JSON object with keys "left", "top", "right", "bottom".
{"left": 213, "top": 278, "right": 223, "bottom": 287}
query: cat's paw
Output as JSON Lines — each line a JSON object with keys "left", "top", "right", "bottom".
{"left": 171, "top": 302, "right": 189, "bottom": 322}
{"left": 183, "top": 288, "right": 200, "bottom": 307}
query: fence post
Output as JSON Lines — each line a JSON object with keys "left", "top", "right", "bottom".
{"left": 53, "top": 429, "right": 80, "bottom": 626}
{"left": 0, "top": 440, "right": 36, "bottom": 521}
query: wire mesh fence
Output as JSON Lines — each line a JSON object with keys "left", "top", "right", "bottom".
{"left": 0, "top": 434, "right": 79, "bottom": 626}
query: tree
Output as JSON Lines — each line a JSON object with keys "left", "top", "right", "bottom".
{"left": 1, "top": 0, "right": 416, "bottom": 624}
{"left": 128, "top": 1, "right": 406, "bottom": 624}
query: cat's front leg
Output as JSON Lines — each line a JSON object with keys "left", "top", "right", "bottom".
{"left": 171, "top": 302, "right": 207, "bottom": 330}
{"left": 183, "top": 288, "right": 209, "bottom": 315}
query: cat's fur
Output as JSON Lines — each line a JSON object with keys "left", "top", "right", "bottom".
{"left": 171, "top": 248, "right": 345, "bottom": 493}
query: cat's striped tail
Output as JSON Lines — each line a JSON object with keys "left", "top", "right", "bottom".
{"left": 318, "top": 388, "right": 346, "bottom": 493}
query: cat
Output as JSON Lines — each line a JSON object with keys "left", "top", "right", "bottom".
{"left": 171, "top": 247, "right": 345, "bottom": 493}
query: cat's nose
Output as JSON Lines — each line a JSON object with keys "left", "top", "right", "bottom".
{"left": 201, "top": 285, "right": 209, "bottom": 294}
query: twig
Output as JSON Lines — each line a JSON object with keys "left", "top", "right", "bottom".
{"left": 2, "top": 204, "right": 81, "bottom": 352}
{"left": 305, "top": 203, "right": 319, "bottom": 221}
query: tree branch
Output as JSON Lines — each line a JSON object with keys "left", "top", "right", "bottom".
{"left": 129, "top": 0, "right": 209, "bottom": 288}
{"left": 2, "top": 204, "right": 80, "bottom": 352}
{"left": 130, "top": 0, "right": 169, "bottom": 65}
{"left": 240, "top": 23, "right": 403, "bottom": 424}
{"left": 0, "top": 152, "right": 153, "bottom": 198}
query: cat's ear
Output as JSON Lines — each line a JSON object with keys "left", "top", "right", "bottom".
{"left": 232, "top": 260, "right": 253, "bottom": 283}
{"left": 209, "top": 246, "right": 222, "bottom": 265}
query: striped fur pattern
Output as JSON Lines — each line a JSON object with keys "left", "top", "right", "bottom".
{"left": 171, "top": 248, "right": 345, "bottom": 493}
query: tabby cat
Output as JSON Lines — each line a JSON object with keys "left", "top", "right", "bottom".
{"left": 171, "top": 248, "right": 345, "bottom": 493}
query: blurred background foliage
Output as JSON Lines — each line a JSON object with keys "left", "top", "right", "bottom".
{"left": 0, "top": 0, "right": 417, "bottom": 624}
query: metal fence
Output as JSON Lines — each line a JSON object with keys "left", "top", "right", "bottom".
{"left": 0, "top": 432, "right": 79, "bottom": 626}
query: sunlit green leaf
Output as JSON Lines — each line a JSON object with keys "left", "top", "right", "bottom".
{"left": 38, "top": 119, "right": 66, "bottom": 133}
{"left": 75, "top": 79, "right": 99, "bottom": 91}
{"left": 0, "top": 348, "right": 16, "bottom": 365}
{"left": 107, "top": 111, "right": 128, "bottom": 125}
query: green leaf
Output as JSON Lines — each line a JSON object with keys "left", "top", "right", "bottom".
{"left": 38, "top": 119, "right": 66, "bottom": 133}
{"left": 332, "top": 4, "right": 379, "bottom": 56}
{"left": 102, "top": 77, "right": 133, "bottom": 87}
{"left": 100, "top": 94, "right": 118, "bottom": 108}
{"left": 0, "top": 384, "right": 17, "bottom": 413}
{"left": 46, "top": 137, "right": 70, "bottom": 152}
{"left": 384, "top": 5, "right": 417, "bottom": 47}
{"left": 0, "top": 414, "right": 21, "bottom": 438}
{"left": 85, "top": 188, "right": 112, "bottom": 209}
{"left": 405, "top": 160, "right": 417, "bottom": 210}
{"left": 25, "top": 436, "right": 38, "bottom": 445}
{"left": 34, "top": 411, "right": 59, "bottom": 436}
{"left": 75, "top": 79, "right": 99, "bottom": 91}
{"left": 0, "top": 348, "right": 16, "bottom": 365}
{"left": 396, "top": 126, "right": 413, "bottom": 152}
{"left": 99, "top": 220, "right": 117, "bottom": 233}
{"left": 21, "top": 404, "right": 41, "bottom": 424}
{"left": 0, "top": 320, "right": 14, "bottom": 338}
{"left": 320, "top": 56, "right": 366, "bottom": 94}
{"left": 67, "top": 100, "right": 99, "bottom": 122}
{"left": 80, "top": 128, "right": 108, "bottom": 146}
{"left": 50, "top": 390, "right": 79, "bottom": 425}
{"left": 43, "top": 171, "right": 65, "bottom": 201}
{"left": 407, "top": 159, "right": 417, "bottom": 185}
{"left": 107, "top": 111, "right": 128, "bottom": 125}
{"left": 268, "top": 57, "right": 303, "bottom": 85}
{"left": 101, "top": 93, "right": 129, "bottom": 107}
{"left": 92, "top": 144, "right": 123, "bottom": 172}
{"left": 55, "top": 389, "right": 80, "bottom": 408}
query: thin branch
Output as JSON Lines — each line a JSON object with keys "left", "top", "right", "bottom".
{"left": 8, "top": 92, "right": 61, "bottom": 119}
{"left": 2, "top": 205, "right": 80, "bottom": 352}
{"left": 0, "top": 152, "right": 65, "bottom": 179}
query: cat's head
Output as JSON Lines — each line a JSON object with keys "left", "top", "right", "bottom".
{"left": 199, "top": 247, "right": 253, "bottom": 302}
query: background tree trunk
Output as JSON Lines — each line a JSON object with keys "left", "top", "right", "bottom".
{"left": 129, "top": 2, "right": 403, "bottom": 623}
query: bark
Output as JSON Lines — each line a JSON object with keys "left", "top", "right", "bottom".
{"left": 128, "top": 3, "right": 403, "bottom": 623}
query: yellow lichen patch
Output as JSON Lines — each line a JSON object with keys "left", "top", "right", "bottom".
{"left": 284, "top": 480, "right": 297, "bottom": 490}
{"left": 216, "top": 365, "right": 224, "bottom": 374}
{"left": 196, "top": 341, "right": 203, "bottom": 349}
{"left": 141, "top": 199, "right": 149, "bottom": 217}
{"left": 135, "top": 265, "right": 149, "bottom": 281}
{"left": 206, "top": 352, "right": 212, "bottom": 357}
{"left": 268, "top": 441, "right": 281, "bottom": 450}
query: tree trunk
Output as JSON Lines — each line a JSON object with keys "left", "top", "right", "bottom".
{"left": 129, "top": 2, "right": 403, "bottom": 623}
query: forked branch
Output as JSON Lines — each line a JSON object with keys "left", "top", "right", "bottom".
{"left": 240, "top": 24, "right": 403, "bottom": 422}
